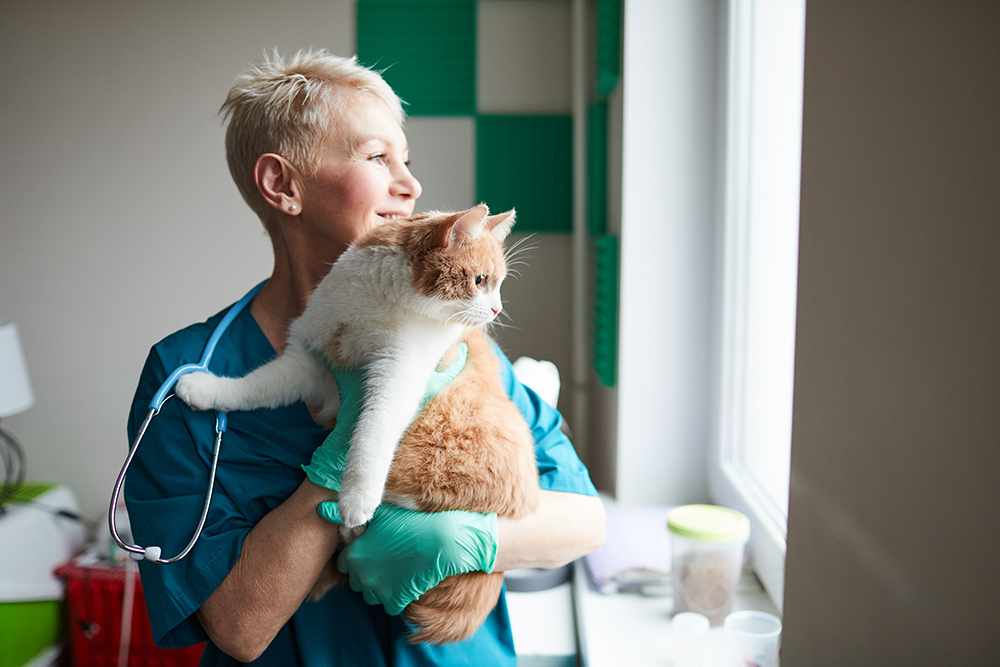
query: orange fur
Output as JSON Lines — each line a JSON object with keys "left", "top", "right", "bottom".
{"left": 355, "top": 210, "right": 508, "bottom": 302}
{"left": 323, "top": 323, "right": 350, "bottom": 367}
{"left": 388, "top": 329, "right": 539, "bottom": 643}
{"left": 387, "top": 329, "right": 538, "bottom": 519}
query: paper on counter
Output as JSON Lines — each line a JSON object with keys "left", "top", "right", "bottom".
{"left": 583, "top": 505, "right": 673, "bottom": 594}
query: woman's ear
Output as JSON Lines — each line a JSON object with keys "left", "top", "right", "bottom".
{"left": 254, "top": 153, "right": 302, "bottom": 216}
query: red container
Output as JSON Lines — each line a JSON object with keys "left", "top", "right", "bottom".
{"left": 54, "top": 560, "right": 204, "bottom": 667}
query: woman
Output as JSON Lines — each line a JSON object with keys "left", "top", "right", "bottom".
{"left": 125, "top": 48, "right": 604, "bottom": 666}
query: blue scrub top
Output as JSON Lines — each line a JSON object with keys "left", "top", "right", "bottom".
{"left": 125, "top": 291, "right": 597, "bottom": 666}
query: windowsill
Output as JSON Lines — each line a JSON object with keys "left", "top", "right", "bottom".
{"left": 574, "top": 561, "right": 780, "bottom": 666}
{"left": 507, "top": 560, "right": 779, "bottom": 666}
{"left": 508, "top": 581, "right": 577, "bottom": 666}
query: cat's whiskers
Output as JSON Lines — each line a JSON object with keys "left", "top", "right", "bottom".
{"left": 487, "top": 319, "right": 513, "bottom": 333}
{"left": 506, "top": 233, "right": 537, "bottom": 256}
{"left": 503, "top": 237, "right": 536, "bottom": 283}
{"left": 485, "top": 309, "right": 520, "bottom": 334}
{"left": 505, "top": 235, "right": 537, "bottom": 267}
{"left": 445, "top": 310, "right": 478, "bottom": 328}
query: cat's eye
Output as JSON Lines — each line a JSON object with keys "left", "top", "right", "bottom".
{"left": 475, "top": 275, "right": 486, "bottom": 287}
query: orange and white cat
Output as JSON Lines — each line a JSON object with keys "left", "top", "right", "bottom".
{"left": 176, "top": 204, "right": 540, "bottom": 643}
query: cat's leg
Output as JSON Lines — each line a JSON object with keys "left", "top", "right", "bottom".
{"left": 175, "top": 342, "right": 333, "bottom": 413}
{"left": 337, "top": 352, "right": 434, "bottom": 528}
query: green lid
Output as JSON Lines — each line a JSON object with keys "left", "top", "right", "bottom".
{"left": 667, "top": 504, "right": 750, "bottom": 543}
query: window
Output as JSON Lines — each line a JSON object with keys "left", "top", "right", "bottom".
{"left": 709, "top": 0, "right": 806, "bottom": 612}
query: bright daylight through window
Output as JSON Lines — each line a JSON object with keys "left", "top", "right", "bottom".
{"left": 710, "top": 0, "right": 805, "bottom": 612}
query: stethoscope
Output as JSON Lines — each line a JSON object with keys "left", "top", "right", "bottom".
{"left": 109, "top": 281, "right": 265, "bottom": 563}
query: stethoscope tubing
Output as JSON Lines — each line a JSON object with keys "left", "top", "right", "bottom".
{"left": 109, "top": 281, "right": 265, "bottom": 563}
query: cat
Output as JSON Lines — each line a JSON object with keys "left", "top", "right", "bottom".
{"left": 175, "top": 204, "right": 540, "bottom": 644}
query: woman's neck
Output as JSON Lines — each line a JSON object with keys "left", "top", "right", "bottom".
{"left": 252, "top": 231, "right": 344, "bottom": 354}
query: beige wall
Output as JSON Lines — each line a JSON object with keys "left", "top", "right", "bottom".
{"left": 0, "top": 1, "right": 580, "bottom": 521}
{"left": 783, "top": 1, "right": 1000, "bottom": 663}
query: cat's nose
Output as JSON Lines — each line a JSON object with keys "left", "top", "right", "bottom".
{"left": 491, "top": 307, "right": 501, "bottom": 316}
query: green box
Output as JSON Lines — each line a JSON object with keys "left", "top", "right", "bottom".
{"left": 0, "top": 598, "right": 64, "bottom": 667}
{"left": 0, "top": 483, "right": 68, "bottom": 667}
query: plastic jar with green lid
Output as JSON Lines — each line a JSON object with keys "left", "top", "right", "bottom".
{"left": 667, "top": 504, "right": 750, "bottom": 626}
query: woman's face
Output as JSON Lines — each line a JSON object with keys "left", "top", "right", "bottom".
{"left": 298, "top": 96, "right": 422, "bottom": 254}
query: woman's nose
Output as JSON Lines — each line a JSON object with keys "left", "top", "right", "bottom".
{"left": 393, "top": 163, "right": 422, "bottom": 201}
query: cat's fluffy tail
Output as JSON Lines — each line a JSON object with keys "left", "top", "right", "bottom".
{"left": 403, "top": 571, "right": 505, "bottom": 645}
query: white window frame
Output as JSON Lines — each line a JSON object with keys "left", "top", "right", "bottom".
{"left": 709, "top": 0, "right": 806, "bottom": 613}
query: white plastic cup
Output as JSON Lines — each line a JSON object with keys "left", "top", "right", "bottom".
{"left": 723, "top": 610, "right": 782, "bottom": 667}
{"left": 671, "top": 611, "right": 710, "bottom": 667}
{"left": 667, "top": 505, "right": 750, "bottom": 626}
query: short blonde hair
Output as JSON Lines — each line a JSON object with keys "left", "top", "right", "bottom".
{"left": 220, "top": 48, "right": 404, "bottom": 224}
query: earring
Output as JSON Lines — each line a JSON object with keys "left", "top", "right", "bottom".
{"left": 289, "top": 203, "right": 298, "bottom": 212}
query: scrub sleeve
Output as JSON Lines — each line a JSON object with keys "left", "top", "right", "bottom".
{"left": 125, "top": 298, "right": 597, "bottom": 667}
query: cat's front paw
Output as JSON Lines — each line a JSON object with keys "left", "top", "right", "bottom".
{"left": 336, "top": 488, "right": 381, "bottom": 529}
{"left": 175, "top": 372, "right": 225, "bottom": 411}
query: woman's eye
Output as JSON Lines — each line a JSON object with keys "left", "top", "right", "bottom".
{"left": 475, "top": 275, "right": 486, "bottom": 287}
{"left": 369, "top": 154, "right": 387, "bottom": 165}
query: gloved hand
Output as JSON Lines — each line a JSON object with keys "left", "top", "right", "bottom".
{"left": 318, "top": 501, "right": 498, "bottom": 615}
{"left": 302, "top": 343, "right": 469, "bottom": 492}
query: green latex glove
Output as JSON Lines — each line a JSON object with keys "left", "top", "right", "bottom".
{"left": 318, "top": 501, "right": 498, "bottom": 615}
{"left": 302, "top": 343, "right": 468, "bottom": 492}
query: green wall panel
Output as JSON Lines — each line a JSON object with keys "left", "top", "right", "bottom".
{"left": 357, "top": 0, "right": 476, "bottom": 116}
{"left": 593, "top": 234, "right": 619, "bottom": 387}
{"left": 588, "top": 101, "right": 608, "bottom": 236}
{"left": 595, "top": 0, "right": 622, "bottom": 97}
{"left": 476, "top": 115, "right": 573, "bottom": 234}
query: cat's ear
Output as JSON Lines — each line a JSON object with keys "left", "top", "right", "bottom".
{"left": 487, "top": 209, "right": 516, "bottom": 242}
{"left": 439, "top": 204, "right": 489, "bottom": 247}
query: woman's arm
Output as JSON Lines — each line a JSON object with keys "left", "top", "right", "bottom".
{"left": 319, "top": 488, "right": 605, "bottom": 617}
{"left": 196, "top": 480, "right": 339, "bottom": 663}
{"left": 494, "top": 489, "right": 606, "bottom": 572}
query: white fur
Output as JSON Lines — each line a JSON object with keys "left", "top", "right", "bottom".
{"left": 175, "top": 209, "right": 508, "bottom": 528}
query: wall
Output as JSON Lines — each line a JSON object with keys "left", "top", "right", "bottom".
{"left": 0, "top": 0, "right": 580, "bottom": 521}
{"left": 612, "top": 0, "right": 719, "bottom": 506}
{"left": 782, "top": 1, "right": 1000, "bottom": 664}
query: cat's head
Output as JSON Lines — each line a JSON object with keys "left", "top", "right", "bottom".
{"left": 394, "top": 204, "right": 516, "bottom": 327}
